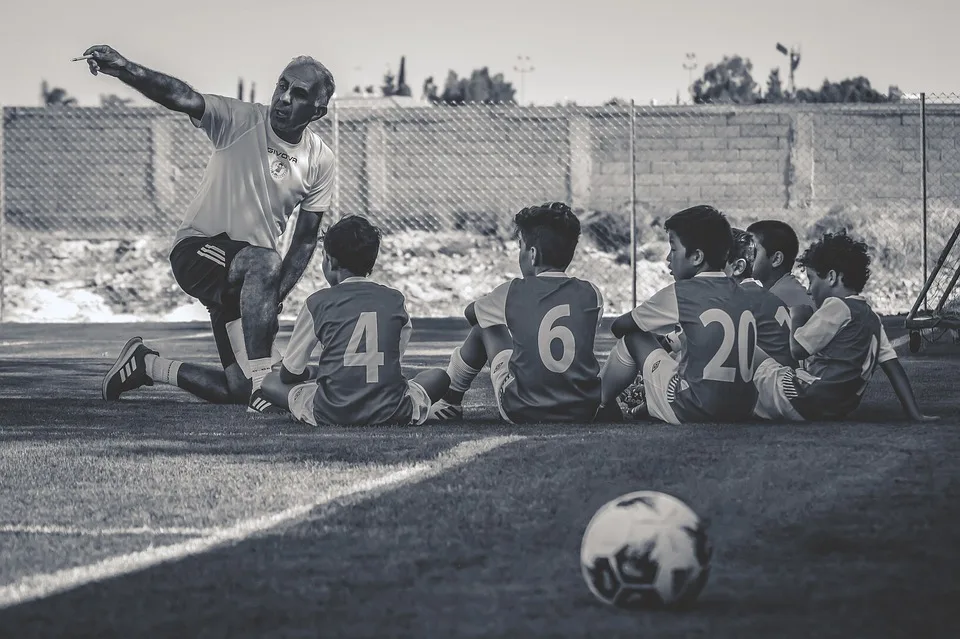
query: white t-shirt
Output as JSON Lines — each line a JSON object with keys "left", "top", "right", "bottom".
{"left": 174, "top": 94, "right": 335, "bottom": 252}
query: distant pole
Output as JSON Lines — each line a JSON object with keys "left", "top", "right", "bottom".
{"left": 514, "top": 55, "right": 535, "bottom": 105}
{"left": 921, "top": 92, "right": 928, "bottom": 309}
{"left": 237, "top": 78, "right": 244, "bottom": 101}
{"left": 250, "top": 83, "right": 256, "bottom": 103}
{"left": 0, "top": 105, "right": 5, "bottom": 323}
{"left": 776, "top": 43, "right": 801, "bottom": 96}
{"left": 629, "top": 99, "right": 638, "bottom": 309}
{"left": 682, "top": 53, "right": 697, "bottom": 103}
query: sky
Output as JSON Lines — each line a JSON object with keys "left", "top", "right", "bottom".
{"left": 0, "top": 0, "right": 956, "bottom": 108}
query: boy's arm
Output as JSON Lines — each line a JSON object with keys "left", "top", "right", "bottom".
{"left": 788, "top": 305, "right": 815, "bottom": 361}
{"left": 879, "top": 359, "right": 938, "bottom": 421}
{"left": 280, "top": 303, "right": 322, "bottom": 384}
{"left": 613, "top": 284, "right": 679, "bottom": 339}
{"left": 464, "top": 302, "right": 478, "bottom": 326}
{"left": 790, "top": 299, "right": 849, "bottom": 362}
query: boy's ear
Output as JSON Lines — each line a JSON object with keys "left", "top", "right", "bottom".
{"left": 690, "top": 248, "right": 705, "bottom": 267}
{"left": 530, "top": 245, "right": 540, "bottom": 266}
{"left": 733, "top": 258, "right": 748, "bottom": 277}
{"left": 771, "top": 250, "right": 785, "bottom": 268}
{"left": 826, "top": 269, "right": 840, "bottom": 286}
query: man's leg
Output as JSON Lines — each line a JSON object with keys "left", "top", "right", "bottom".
{"left": 226, "top": 246, "right": 283, "bottom": 399}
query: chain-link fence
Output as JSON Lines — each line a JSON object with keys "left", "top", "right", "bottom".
{"left": 1, "top": 96, "right": 958, "bottom": 323}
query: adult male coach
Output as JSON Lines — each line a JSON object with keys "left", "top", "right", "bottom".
{"left": 89, "top": 45, "right": 336, "bottom": 414}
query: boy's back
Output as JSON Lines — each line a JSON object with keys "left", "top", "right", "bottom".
{"left": 640, "top": 274, "right": 760, "bottom": 421}
{"left": 789, "top": 295, "right": 894, "bottom": 419}
{"left": 739, "top": 279, "right": 796, "bottom": 367}
{"left": 296, "top": 279, "right": 413, "bottom": 425}
{"left": 475, "top": 273, "right": 603, "bottom": 421}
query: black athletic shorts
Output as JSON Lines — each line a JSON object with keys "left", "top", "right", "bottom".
{"left": 169, "top": 233, "right": 250, "bottom": 370}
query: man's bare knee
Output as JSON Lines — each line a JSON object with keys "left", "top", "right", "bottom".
{"left": 228, "top": 247, "right": 282, "bottom": 289}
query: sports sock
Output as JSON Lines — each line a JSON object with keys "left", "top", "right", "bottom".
{"left": 446, "top": 347, "right": 482, "bottom": 400}
{"left": 249, "top": 357, "right": 273, "bottom": 394}
{"left": 144, "top": 353, "right": 182, "bottom": 386}
{"left": 600, "top": 339, "right": 640, "bottom": 406}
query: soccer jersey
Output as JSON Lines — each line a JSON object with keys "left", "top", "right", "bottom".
{"left": 174, "top": 94, "right": 335, "bottom": 252}
{"left": 740, "top": 279, "right": 796, "bottom": 367}
{"left": 770, "top": 273, "right": 816, "bottom": 309}
{"left": 787, "top": 295, "right": 897, "bottom": 419}
{"left": 474, "top": 272, "right": 603, "bottom": 422}
{"left": 631, "top": 272, "right": 761, "bottom": 422}
{"left": 282, "top": 278, "right": 415, "bottom": 426}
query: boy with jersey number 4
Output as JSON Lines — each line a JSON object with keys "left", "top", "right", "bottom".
{"left": 259, "top": 216, "right": 450, "bottom": 427}
{"left": 753, "top": 231, "right": 936, "bottom": 423}
{"left": 428, "top": 202, "right": 605, "bottom": 424}
{"left": 600, "top": 205, "right": 769, "bottom": 424}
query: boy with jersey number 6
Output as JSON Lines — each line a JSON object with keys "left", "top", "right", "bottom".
{"left": 752, "top": 231, "right": 936, "bottom": 423}
{"left": 260, "top": 216, "right": 450, "bottom": 427}
{"left": 600, "top": 205, "right": 770, "bottom": 424}
{"left": 89, "top": 44, "right": 337, "bottom": 414}
{"left": 428, "top": 202, "right": 605, "bottom": 424}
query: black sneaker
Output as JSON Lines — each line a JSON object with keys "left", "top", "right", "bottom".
{"left": 102, "top": 337, "right": 157, "bottom": 400}
{"left": 247, "top": 388, "right": 287, "bottom": 415}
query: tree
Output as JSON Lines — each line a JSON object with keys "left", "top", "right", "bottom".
{"left": 100, "top": 94, "right": 133, "bottom": 108}
{"left": 432, "top": 67, "right": 516, "bottom": 105}
{"left": 422, "top": 76, "right": 439, "bottom": 102}
{"left": 765, "top": 68, "right": 785, "bottom": 103}
{"left": 795, "top": 77, "right": 889, "bottom": 103}
{"left": 381, "top": 56, "right": 412, "bottom": 97}
{"left": 41, "top": 80, "right": 77, "bottom": 107}
{"left": 691, "top": 56, "right": 759, "bottom": 104}
{"left": 604, "top": 97, "right": 630, "bottom": 107}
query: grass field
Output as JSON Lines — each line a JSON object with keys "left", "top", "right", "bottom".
{"left": 1, "top": 318, "right": 959, "bottom": 638}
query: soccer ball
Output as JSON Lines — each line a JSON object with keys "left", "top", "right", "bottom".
{"left": 580, "top": 491, "right": 712, "bottom": 609}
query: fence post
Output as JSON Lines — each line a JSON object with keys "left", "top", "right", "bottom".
{"left": 332, "top": 98, "right": 340, "bottom": 219}
{"left": 920, "top": 92, "right": 928, "bottom": 310}
{"left": 0, "top": 105, "right": 5, "bottom": 324}
{"left": 629, "top": 99, "right": 637, "bottom": 310}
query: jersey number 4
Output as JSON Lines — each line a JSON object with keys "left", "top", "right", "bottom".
{"left": 700, "top": 308, "right": 758, "bottom": 383}
{"left": 344, "top": 312, "right": 385, "bottom": 383}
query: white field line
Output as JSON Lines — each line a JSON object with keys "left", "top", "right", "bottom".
{"left": 0, "top": 435, "right": 523, "bottom": 610}
{"left": 0, "top": 524, "right": 212, "bottom": 537}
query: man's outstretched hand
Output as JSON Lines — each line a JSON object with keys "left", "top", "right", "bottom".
{"left": 82, "top": 45, "right": 129, "bottom": 78}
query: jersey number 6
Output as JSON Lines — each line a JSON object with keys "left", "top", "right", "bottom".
{"left": 538, "top": 304, "right": 576, "bottom": 374}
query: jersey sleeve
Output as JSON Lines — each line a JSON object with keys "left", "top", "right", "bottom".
{"left": 474, "top": 281, "right": 513, "bottom": 328}
{"left": 588, "top": 281, "right": 605, "bottom": 329}
{"left": 794, "top": 297, "right": 852, "bottom": 356}
{"left": 299, "top": 145, "right": 336, "bottom": 213}
{"left": 282, "top": 302, "right": 322, "bottom": 376}
{"left": 191, "top": 94, "right": 255, "bottom": 150}
{"left": 877, "top": 326, "right": 898, "bottom": 363}
{"left": 630, "top": 284, "right": 680, "bottom": 335}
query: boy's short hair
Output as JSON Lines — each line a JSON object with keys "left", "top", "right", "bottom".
{"left": 797, "top": 230, "right": 872, "bottom": 293}
{"left": 746, "top": 220, "right": 801, "bottom": 271}
{"left": 323, "top": 215, "right": 382, "bottom": 276}
{"left": 514, "top": 202, "right": 581, "bottom": 270}
{"left": 729, "top": 227, "right": 756, "bottom": 278}
{"left": 663, "top": 205, "right": 732, "bottom": 270}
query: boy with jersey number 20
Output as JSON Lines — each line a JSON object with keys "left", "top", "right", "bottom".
{"left": 260, "top": 216, "right": 450, "bottom": 427}
{"left": 752, "top": 231, "right": 936, "bottom": 423}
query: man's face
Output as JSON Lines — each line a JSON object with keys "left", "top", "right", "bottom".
{"left": 270, "top": 63, "right": 324, "bottom": 134}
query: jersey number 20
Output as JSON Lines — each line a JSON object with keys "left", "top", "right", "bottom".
{"left": 344, "top": 312, "right": 385, "bottom": 383}
{"left": 700, "top": 308, "right": 758, "bottom": 383}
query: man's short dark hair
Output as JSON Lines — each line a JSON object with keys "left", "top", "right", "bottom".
{"left": 747, "top": 220, "right": 801, "bottom": 271}
{"left": 797, "top": 230, "right": 872, "bottom": 293}
{"left": 323, "top": 215, "right": 381, "bottom": 276}
{"left": 514, "top": 202, "right": 582, "bottom": 270}
{"left": 663, "top": 205, "right": 732, "bottom": 270}
{"left": 729, "top": 227, "right": 756, "bottom": 278}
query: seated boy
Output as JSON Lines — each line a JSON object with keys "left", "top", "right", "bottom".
{"left": 261, "top": 215, "right": 450, "bottom": 426}
{"left": 753, "top": 231, "right": 936, "bottom": 422}
{"left": 746, "top": 220, "right": 817, "bottom": 309}
{"left": 600, "top": 205, "right": 767, "bottom": 424}
{"left": 728, "top": 228, "right": 797, "bottom": 368}
{"left": 428, "top": 202, "right": 605, "bottom": 423}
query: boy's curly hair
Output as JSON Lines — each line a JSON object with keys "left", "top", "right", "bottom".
{"left": 797, "top": 230, "right": 872, "bottom": 293}
{"left": 323, "top": 215, "right": 382, "bottom": 276}
{"left": 729, "top": 227, "right": 757, "bottom": 278}
{"left": 514, "top": 202, "right": 582, "bottom": 270}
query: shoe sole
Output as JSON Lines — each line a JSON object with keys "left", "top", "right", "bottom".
{"left": 102, "top": 336, "right": 143, "bottom": 401}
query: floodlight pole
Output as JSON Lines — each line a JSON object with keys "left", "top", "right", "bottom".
{"left": 776, "top": 43, "right": 801, "bottom": 96}
{"left": 682, "top": 53, "right": 697, "bottom": 103}
{"left": 514, "top": 56, "right": 535, "bottom": 105}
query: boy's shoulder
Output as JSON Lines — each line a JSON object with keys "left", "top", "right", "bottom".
{"left": 307, "top": 279, "right": 406, "bottom": 310}
{"left": 771, "top": 273, "right": 816, "bottom": 308}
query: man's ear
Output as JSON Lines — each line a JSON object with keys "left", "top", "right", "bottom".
{"left": 311, "top": 103, "right": 328, "bottom": 121}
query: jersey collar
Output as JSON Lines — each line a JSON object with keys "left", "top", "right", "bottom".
{"left": 693, "top": 271, "right": 729, "bottom": 279}
{"left": 536, "top": 271, "right": 568, "bottom": 278}
{"left": 741, "top": 278, "right": 763, "bottom": 286}
{"left": 340, "top": 276, "right": 368, "bottom": 284}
